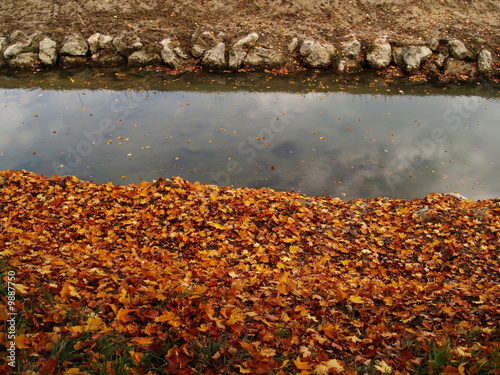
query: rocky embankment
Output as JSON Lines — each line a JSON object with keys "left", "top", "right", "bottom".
{"left": 0, "top": 29, "right": 497, "bottom": 81}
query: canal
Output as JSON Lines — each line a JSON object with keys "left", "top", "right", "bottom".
{"left": 0, "top": 68, "right": 498, "bottom": 200}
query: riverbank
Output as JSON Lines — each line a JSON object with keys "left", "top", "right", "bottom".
{"left": 1, "top": 169, "right": 499, "bottom": 373}
{"left": 0, "top": 0, "right": 499, "bottom": 82}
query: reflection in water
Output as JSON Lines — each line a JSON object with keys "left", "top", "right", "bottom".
{"left": 0, "top": 73, "right": 499, "bottom": 200}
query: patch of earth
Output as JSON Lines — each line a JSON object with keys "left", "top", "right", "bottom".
{"left": 0, "top": 0, "right": 499, "bottom": 62}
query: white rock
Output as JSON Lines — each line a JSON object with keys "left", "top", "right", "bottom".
{"left": 61, "top": 33, "right": 88, "bottom": 56}
{"left": 233, "top": 32, "right": 259, "bottom": 49}
{"left": 478, "top": 49, "right": 492, "bottom": 75}
{"left": 4, "top": 42, "right": 29, "bottom": 58}
{"left": 87, "top": 33, "right": 100, "bottom": 54}
{"left": 448, "top": 39, "right": 474, "bottom": 60}
{"left": 366, "top": 38, "right": 392, "bottom": 70}
{"left": 39, "top": 38, "right": 58, "bottom": 66}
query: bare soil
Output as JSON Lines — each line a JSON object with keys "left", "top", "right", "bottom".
{"left": 0, "top": 0, "right": 499, "bottom": 67}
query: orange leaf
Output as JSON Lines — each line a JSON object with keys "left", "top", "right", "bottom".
{"left": 130, "top": 350, "right": 145, "bottom": 364}
{"left": 155, "top": 311, "right": 182, "bottom": 327}
{"left": 118, "top": 289, "right": 130, "bottom": 304}
{"left": 294, "top": 356, "right": 313, "bottom": 370}
{"left": 335, "top": 289, "right": 347, "bottom": 301}
{"left": 132, "top": 337, "right": 154, "bottom": 346}
{"left": 117, "top": 308, "right": 133, "bottom": 322}
{"left": 16, "top": 333, "right": 29, "bottom": 349}
{"left": 60, "top": 283, "right": 81, "bottom": 299}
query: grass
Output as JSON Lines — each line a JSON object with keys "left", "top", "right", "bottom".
{"left": 2, "top": 291, "right": 499, "bottom": 374}
{"left": 140, "top": 333, "right": 180, "bottom": 374}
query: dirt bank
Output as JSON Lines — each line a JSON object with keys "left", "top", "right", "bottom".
{"left": 0, "top": 0, "right": 499, "bottom": 48}
{"left": 0, "top": 0, "right": 499, "bottom": 74}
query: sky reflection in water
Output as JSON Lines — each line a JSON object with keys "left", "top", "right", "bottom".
{"left": 0, "top": 75, "right": 499, "bottom": 200}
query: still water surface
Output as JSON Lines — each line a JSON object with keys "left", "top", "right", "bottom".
{"left": 0, "top": 70, "right": 499, "bottom": 200}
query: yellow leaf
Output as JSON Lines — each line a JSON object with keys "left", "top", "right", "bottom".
{"left": 260, "top": 348, "right": 276, "bottom": 357}
{"left": 209, "top": 222, "right": 226, "bottom": 230}
{"left": 155, "top": 311, "right": 181, "bottom": 327}
{"left": 440, "top": 305, "right": 455, "bottom": 316}
{"left": 64, "top": 368, "right": 82, "bottom": 374}
{"left": 455, "top": 346, "right": 471, "bottom": 357}
{"left": 238, "top": 367, "right": 253, "bottom": 373}
{"left": 14, "top": 284, "right": 29, "bottom": 294}
{"left": 315, "top": 364, "right": 329, "bottom": 375}
{"left": 85, "top": 315, "right": 104, "bottom": 332}
{"left": 325, "top": 359, "right": 344, "bottom": 372}
{"left": 458, "top": 362, "right": 467, "bottom": 375}
{"left": 374, "top": 360, "right": 392, "bottom": 374}
{"left": 69, "top": 325, "right": 84, "bottom": 333}
{"left": 349, "top": 295, "right": 364, "bottom": 304}
{"left": 1, "top": 248, "right": 15, "bottom": 256}
{"left": 289, "top": 245, "right": 299, "bottom": 254}
{"left": 227, "top": 308, "right": 245, "bottom": 325}
{"left": 192, "top": 285, "right": 207, "bottom": 296}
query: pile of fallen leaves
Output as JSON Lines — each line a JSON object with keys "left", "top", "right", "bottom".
{"left": 1, "top": 170, "right": 499, "bottom": 374}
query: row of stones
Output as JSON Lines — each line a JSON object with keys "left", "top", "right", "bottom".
{"left": 0, "top": 30, "right": 495, "bottom": 79}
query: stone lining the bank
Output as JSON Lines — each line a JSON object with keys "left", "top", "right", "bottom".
{"left": 0, "top": 30, "right": 496, "bottom": 81}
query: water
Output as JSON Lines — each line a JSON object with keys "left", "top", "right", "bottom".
{"left": 0, "top": 69, "right": 499, "bottom": 200}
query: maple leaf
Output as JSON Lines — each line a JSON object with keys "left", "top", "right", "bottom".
{"left": 329, "top": 359, "right": 346, "bottom": 372}
{"left": 155, "top": 311, "right": 182, "bottom": 327}
{"left": 84, "top": 314, "right": 104, "bottom": 332}
{"left": 116, "top": 308, "right": 133, "bottom": 323}
{"left": 60, "top": 283, "right": 81, "bottom": 299}
{"left": 1, "top": 248, "right": 15, "bottom": 256}
{"left": 132, "top": 337, "right": 154, "bottom": 346}
{"left": 260, "top": 348, "right": 276, "bottom": 357}
{"left": 118, "top": 289, "right": 130, "bottom": 304}
{"left": 64, "top": 369, "right": 83, "bottom": 374}
{"left": 374, "top": 360, "right": 392, "bottom": 374}
{"left": 227, "top": 308, "right": 246, "bottom": 325}
{"left": 14, "top": 283, "right": 29, "bottom": 294}
{"left": 294, "top": 356, "right": 313, "bottom": 370}
{"left": 315, "top": 364, "right": 330, "bottom": 375}
{"left": 349, "top": 295, "right": 364, "bottom": 304}
{"left": 16, "top": 333, "right": 30, "bottom": 349}
{"left": 315, "top": 359, "right": 345, "bottom": 374}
